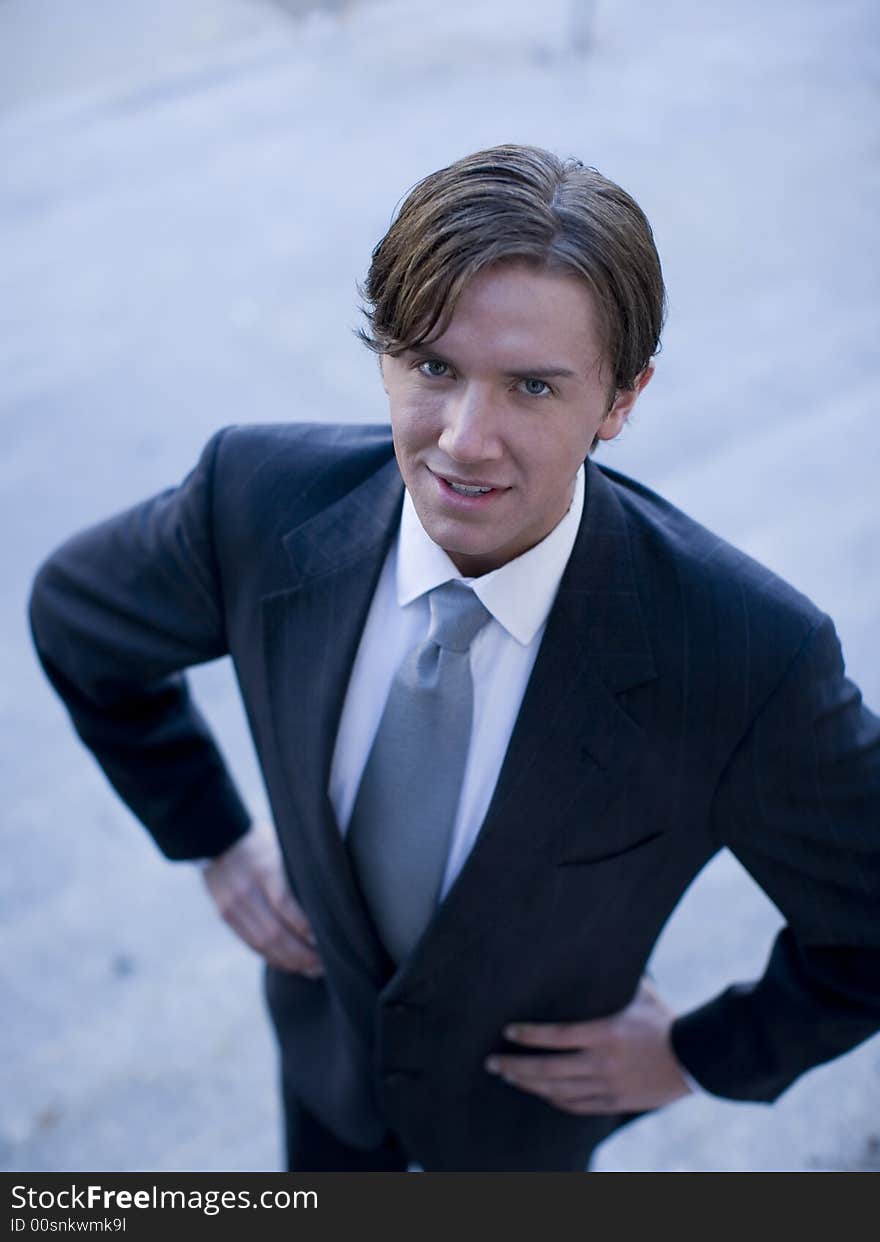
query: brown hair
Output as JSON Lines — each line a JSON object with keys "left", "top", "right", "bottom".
{"left": 358, "top": 143, "right": 666, "bottom": 398}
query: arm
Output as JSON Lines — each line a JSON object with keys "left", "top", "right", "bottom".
{"left": 28, "top": 428, "right": 250, "bottom": 859}
{"left": 488, "top": 615, "right": 880, "bottom": 1113}
{"left": 29, "top": 429, "right": 322, "bottom": 972}
{"left": 670, "top": 615, "right": 880, "bottom": 1100}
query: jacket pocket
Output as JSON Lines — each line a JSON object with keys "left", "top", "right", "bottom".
{"left": 555, "top": 828, "right": 664, "bottom": 868}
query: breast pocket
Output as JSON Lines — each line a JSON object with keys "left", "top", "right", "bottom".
{"left": 551, "top": 770, "right": 674, "bottom": 868}
{"left": 555, "top": 827, "right": 665, "bottom": 868}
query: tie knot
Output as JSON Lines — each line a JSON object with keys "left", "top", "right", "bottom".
{"left": 427, "top": 582, "right": 492, "bottom": 652}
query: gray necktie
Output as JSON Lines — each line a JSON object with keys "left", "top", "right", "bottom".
{"left": 347, "top": 581, "right": 492, "bottom": 964}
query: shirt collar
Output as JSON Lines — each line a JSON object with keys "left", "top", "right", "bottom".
{"left": 396, "top": 465, "right": 585, "bottom": 645}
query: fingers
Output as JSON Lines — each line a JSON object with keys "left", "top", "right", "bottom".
{"left": 262, "top": 867, "right": 317, "bottom": 946}
{"left": 203, "top": 824, "right": 324, "bottom": 976}
{"left": 483, "top": 1024, "right": 607, "bottom": 1111}
{"left": 485, "top": 1054, "right": 618, "bottom": 1114}
{"left": 489, "top": 981, "right": 691, "bottom": 1115}
{"left": 220, "top": 882, "right": 324, "bottom": 975}
{"left": 511, "top": 1081, "right": 619, "bottom": 1115}
{"left": 501, "top": 1020, "right": 603, "bottom": 1049}
{"left": 246, "top": 820, "right": 319, "bottom": 948}
{"left": 485, "top": 1051, "right": 591, "bottom": 1081}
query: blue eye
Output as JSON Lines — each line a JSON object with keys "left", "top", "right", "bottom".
{"left": 418, "top": 359, "right": 449, "bottom": 378}
{"left": 520, "top": 378, "right": 551, "bottom": 397}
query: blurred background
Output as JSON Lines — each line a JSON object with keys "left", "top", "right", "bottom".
{"left": 2, "top": 0, "right": 878, "bottom": 1172}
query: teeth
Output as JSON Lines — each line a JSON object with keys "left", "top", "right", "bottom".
{"left": 447, "top": 481, "right": 493, "bottom": 496}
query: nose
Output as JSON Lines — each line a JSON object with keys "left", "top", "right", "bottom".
{"left": 437, "top": 383, "right": 503, "bottom": 464}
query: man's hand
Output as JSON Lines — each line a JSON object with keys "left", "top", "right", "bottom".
{"left": 485, "top": 976, "right": 693, "bottom": 1114}
{"left": 202, "top": 819, "right": 324, "bottom": 976}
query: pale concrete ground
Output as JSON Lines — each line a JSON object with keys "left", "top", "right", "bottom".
{"left": 1, "top": 0, "right": 878, "bottom": 1172}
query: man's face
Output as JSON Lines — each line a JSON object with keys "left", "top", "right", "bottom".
{"left": 382, "top": 261, "right": 653, "bottom": 577}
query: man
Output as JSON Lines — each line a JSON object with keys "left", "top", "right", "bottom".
{"left": 29, "top": 144, "right": 880, "bottom": 1172}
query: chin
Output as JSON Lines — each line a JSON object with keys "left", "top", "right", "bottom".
{"left": 424, "top": 523, "right": 484, "bottom": 563}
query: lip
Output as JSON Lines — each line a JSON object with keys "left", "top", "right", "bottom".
{"left": 428, "top": 467, "right": 508, "bottom": 490}
{"left": 427, "top": 467, "right": 509, "bottom": 508}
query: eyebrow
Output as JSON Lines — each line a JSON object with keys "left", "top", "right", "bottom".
{"left": 404, "top": 347, "right": 577, "bottom": 380}
{"left": 506, "top": 366, "right": 577, "bottom": 380}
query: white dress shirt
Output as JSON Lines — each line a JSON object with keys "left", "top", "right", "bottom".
{"left": 328, "top": 466, "right": 584, "bottom": 900}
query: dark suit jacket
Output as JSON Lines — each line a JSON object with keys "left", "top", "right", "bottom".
{"left": 29, "top": 422, "right": 880, "bottom": 1171}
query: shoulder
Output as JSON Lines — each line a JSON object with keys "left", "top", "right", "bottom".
{"left": 194, "top": 421, "right": 397, "bottom": 573}
{"left": 202, "top": 420, "right": 395, "bottom": 519}
{"left": 594, "top": 462, "right": 826, "bottom": 653}
{"left": 211, "top": 420, "right": 395, "bottom": 487}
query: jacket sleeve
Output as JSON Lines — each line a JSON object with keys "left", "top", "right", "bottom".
{"left": 28, "top": 428, "right": 252, "bottom": 861}
{"left": 670, "top": 614, "right": 880, "bottom": 1101}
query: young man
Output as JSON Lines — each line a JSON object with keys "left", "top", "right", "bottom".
{"left": 29, "top": 144, "right": 880, "bottom": 1172}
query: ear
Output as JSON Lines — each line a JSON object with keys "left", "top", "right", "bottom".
{"left": 595, "top": 363, "right": 655, "bottom": 442}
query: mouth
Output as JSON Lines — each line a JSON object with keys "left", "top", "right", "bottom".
{"left": 429, "top": 468, "right": 508, "bottom": 503}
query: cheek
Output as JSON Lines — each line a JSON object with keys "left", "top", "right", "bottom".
{"left": 525, "top": 435, "right": 589, "bottom": 494}
{"left": 390, "top": 392, "right": 444, "bottom": 443}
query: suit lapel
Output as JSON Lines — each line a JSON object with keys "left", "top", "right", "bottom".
{"left": 261, "top": 455, "right": 404, "bottom": 982}
{"left": 385, "top": 460, "right": 659, "bottom": 989}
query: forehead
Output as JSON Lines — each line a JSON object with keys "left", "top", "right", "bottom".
{"left": 426, "top": 262, "right": 605, "bottom": 368}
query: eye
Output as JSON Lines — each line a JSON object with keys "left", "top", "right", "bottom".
{"left": 417, "top": 359, "right": 451, "bottom": 379}
{"left": 518, "top": 377, "right": 553, "bottom": 397}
